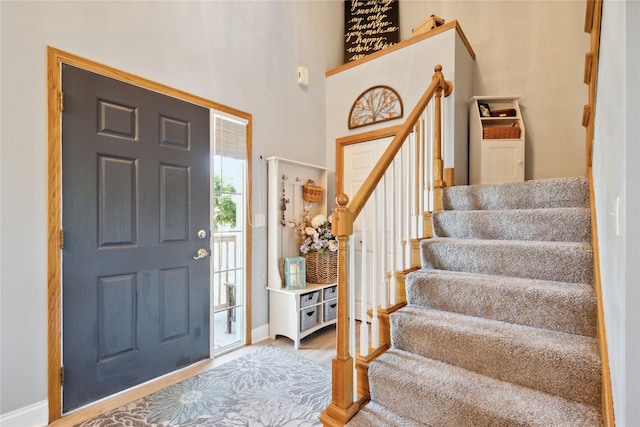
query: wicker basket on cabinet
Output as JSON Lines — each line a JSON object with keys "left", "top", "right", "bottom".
{"left": 483, "top": 123, "right": 521, "bottom": 139}
{"left": 302, "top": 251, "right": 337, "bottom": 284}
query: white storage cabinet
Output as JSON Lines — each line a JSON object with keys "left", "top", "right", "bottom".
{"left": 266, "top": 157, "right": 336, "bottom": 348}
{"left": 469, "top": 96, "right": 525, "bottom": 184}
{"left": 268, "top": 283, "right": 337, "bottom": 349}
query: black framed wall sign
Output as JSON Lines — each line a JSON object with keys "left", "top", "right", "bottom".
{"left": 344, "top": 0, "right": 400, "bottom": 63}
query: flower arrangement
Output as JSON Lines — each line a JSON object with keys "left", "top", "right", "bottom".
{"left": 288, "top": 208, "right": 338, "bottom": 254}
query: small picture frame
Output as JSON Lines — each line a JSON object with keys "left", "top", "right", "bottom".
{"left": 478, "top": 102, "right": 491, "bottom": 117}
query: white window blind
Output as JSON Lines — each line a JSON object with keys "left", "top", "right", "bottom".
{"left": 215, "top": 116, "right": 247, "bottom": 159}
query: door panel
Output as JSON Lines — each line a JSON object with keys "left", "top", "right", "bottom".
{"left": 62, "top": 64, "right": 210, "bottom": 412}
{"left": 98, "top": 155, "right": 137, "bottom": 246}
{"left": 160, "top": 164, "right": 190, "bottom": 242}
{"left": 482, "top": 140, "right": 525, "bottom": 183}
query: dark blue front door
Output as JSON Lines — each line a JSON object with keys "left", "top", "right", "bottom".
{"left": 62, "top": 64, "right": 210, "bottom": 411}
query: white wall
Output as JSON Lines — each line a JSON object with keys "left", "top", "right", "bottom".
{"left": 399, "top": 1, "right": 589, "bottom": 180}
{"left": 0, "top": 0, "right": 343, "bottom": 417}
{"left": 594, "top": 1, "right": 640, "bottom": 425}
{"left": 325, "top": 28, "right": 474, "bottom": 186}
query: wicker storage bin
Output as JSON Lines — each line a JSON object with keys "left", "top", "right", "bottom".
{"left": 302, "top": 180, "right": 323, "bottom": 203}
{"left": 303, "top": 251, "right": 338, "bottom": 284}
{"left": 483, "top": 123, "right": 521, "bottom": 139}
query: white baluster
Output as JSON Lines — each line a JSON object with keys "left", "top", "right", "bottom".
{"left": 360, "top": 206, "right": 369, "bottom": 357}
{"left": 406, "top": 140, "right": 412, "bottom": 261}
{"left": 417, "top": 118, "right": 425, "bottom": 237}
{"left": 402, "top": 143, "right": 410, "bottom": 268}
{"left": 371, "top": 189, "right": 379, "bottom": 349}
{"left": 398, "top": 144, "right": 405, "bottom": 270}
{"left": 413, "top": 123, "right": 419, "bottom": 237}
{"left": 390, "top": 160, "right": 397, "bottom": 305}
{"left": 381, "top": 172, "right": 389, "bottom": 310}
{"left": 413, "top": 134, "right": 418, "bottom": 239}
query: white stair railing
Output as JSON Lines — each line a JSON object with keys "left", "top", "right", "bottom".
{"left": 351, "top": 122, "right": 426, "bottom": 328}
{"left": 320, "top": 65, "right": 452, "bottom": 427}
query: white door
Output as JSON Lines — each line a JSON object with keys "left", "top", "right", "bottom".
{"left": 343, "top": 138, "right": 392, "bottom": 320}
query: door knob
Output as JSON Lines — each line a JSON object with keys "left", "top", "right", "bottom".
{"left": 193, "top": 248, "right": 209, "bottom": 260}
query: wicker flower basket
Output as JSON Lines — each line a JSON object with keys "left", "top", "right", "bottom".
{"left": 302, "top": 251, "right": 338, "bottom": 284}
{"left": 302, "top": 180, "right": 324, "bottom": 203}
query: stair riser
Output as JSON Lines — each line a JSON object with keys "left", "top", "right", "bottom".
{"left": 405, "top": 272, "right": 597, "bottom": 337}
{"left": 368, "top": 357, "right": 508, "bottom": 427}
{"left": 346, "top": 402, "right": 424, "bottom": 427}
{"left": 432, "top": 208, "right": 591, "bottom": 242}
{"left": 442, "top": 177, "right": 589, "bottom": 211}
{"left": 420, "top": 239, "right": 593, "bottom": 285}
{"left": 390, "top": 309, "right": 601, "bottom": 407}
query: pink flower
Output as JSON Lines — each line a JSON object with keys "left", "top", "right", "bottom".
{"left": 288, "top": 210, "right": 337, "bottom": 254}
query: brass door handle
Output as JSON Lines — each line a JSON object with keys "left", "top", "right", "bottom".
{"left": 193, "top": 248, "right": 209, "bottom": 260}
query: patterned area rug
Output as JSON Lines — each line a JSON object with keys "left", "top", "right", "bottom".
{"left": 77, "top": 346, "right": 331, "bottom": 426}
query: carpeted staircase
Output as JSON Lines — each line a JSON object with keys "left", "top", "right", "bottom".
{"left": 348, "top": 177, "right": 602, "bottom": 427}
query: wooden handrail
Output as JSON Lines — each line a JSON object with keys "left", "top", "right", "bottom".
{"left": 320, "top": 65, "right": 452, "bottom": 427}
{"left": 347, "top": 65, "right": 452, "bottom": 218}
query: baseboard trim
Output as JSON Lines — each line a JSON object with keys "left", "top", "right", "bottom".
{"left": 252, "top": 323, "right": 270, "bottom": 344}
{"left": 0, "top": 328, "right": 270, "bottom": 427}
{"left": 0, "top": 400, "right": 48, "bottom": 427}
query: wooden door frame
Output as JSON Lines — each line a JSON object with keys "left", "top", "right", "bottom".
{"left": 335, "top": 124, "right": 403, "bottom": 197}
{"left": 46, "top": 47, "right": 253, "bottom": 422}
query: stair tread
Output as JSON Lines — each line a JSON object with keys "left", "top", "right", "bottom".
{"left": 391, "top": 306, "right": 601, "bottom": 407}
{"left": 408, "top": 268, "right": 595, "bottom": 292}
{"left": 436, "top": 206, "right": 590, "bottom": 214}
{"left": 368, "top": 348, "right": 602, "bottom": 427}
{"left": 406, "top": 269, "right": 597, "bottom": 336}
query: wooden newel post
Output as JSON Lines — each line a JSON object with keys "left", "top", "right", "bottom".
{"left": 321, "top": 194, "right": 360, "bottom": 426}
{"left": 432, "top": 65, "right": 453, "bottom": 212}
{"left": 331, "top": 193, "right": 353, "bottom": 360}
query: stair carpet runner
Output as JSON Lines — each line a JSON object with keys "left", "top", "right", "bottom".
{"left": 347, "top": 177, "right": 602, "bottom": 427}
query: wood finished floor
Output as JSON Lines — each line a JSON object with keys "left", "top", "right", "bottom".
{"left": 50, "top": 325, "right": 337, "bottom": 427}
